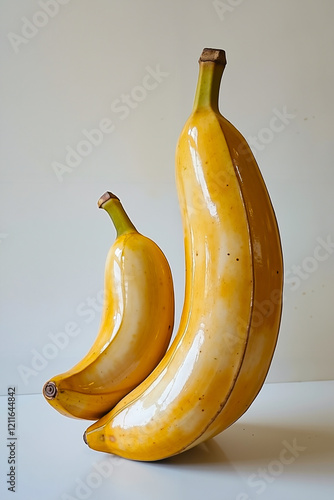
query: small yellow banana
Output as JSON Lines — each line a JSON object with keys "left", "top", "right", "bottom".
{"left": 43, "top": 192, "right": 174, "bottom": 420}
{"left": 84, "top": 48, "right": 283, "bottom": 460}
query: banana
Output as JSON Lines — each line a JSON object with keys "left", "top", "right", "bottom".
{"left": 43, "top": 192, "right": 174, "bottom": 420}
{"left": 84, "top": 48, "right": 283, "bottom": 460}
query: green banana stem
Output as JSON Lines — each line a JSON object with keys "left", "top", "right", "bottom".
{"left": 192, "top": 48, "right": 227, "bottom": 112}
{"left": 98, "top": 192, "right": 137, "bottom": 237}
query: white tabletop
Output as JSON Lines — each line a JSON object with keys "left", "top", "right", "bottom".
{"left": 1, "top": 380, "right": 333, "bottom": 500}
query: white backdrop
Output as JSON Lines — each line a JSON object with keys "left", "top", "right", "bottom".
{"left": 1, "top": 0, "right": 333, "bottom": 396}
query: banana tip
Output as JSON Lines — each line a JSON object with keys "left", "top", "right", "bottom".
{"left": 83, "top": 431, "right": 88, "bottom": 445}
{"left": 97, "top": 191, "right": 119, "bottom": 208}
{"left": 199, "top": 48, "right": 227, "bottom": 66}
{"left": 43, "top": 381, "right": 57, "bottom": 400}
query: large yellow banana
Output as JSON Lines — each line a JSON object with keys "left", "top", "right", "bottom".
{"left": 43, "top": 192, "right": 174, "bottom": 420}
{"left": 84, "top": 48, "right": 283, "bottom": 460}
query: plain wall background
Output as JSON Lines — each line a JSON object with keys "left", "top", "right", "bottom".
{"left": 1, "top": 0, "right": 333, "bottom": 396}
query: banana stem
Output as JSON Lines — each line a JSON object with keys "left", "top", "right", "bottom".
{"left": 193, "top": 48, "right": 227, "bottom": 112}
{"left": 98, "top": 192, "right": 137, "bottom": 237}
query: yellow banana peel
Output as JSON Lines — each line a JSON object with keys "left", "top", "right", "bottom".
{"left": 84, "top": 48, "right": 283, "bottom": 460}
{"left": 43, "top": 192, "right": 174, "bottom": 420}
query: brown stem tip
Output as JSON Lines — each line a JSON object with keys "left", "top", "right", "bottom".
{"left": 43, "top": 381, "right": 57, "bottom": 400}
{"left": 97, "top": 191, "right": 120, "bottom": 209}
{"left": 199, "top": 48, "right": 227, "bottom": 66}
{"left": 83, "top": 431, "right": 88, "bottom": 445}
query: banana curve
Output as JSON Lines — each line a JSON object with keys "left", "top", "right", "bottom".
{"left": 43, "top": 193, "right": 174, "bottom": 420}
{"left": 83, "top": 49, "right": 283, "bottom": 460}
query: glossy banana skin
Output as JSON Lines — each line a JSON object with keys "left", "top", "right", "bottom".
{"left": 84, "top": 50, "right": 283, "bottom": 459}
{"left": 43, "top": 195, "right": 174, "bottom": 420}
